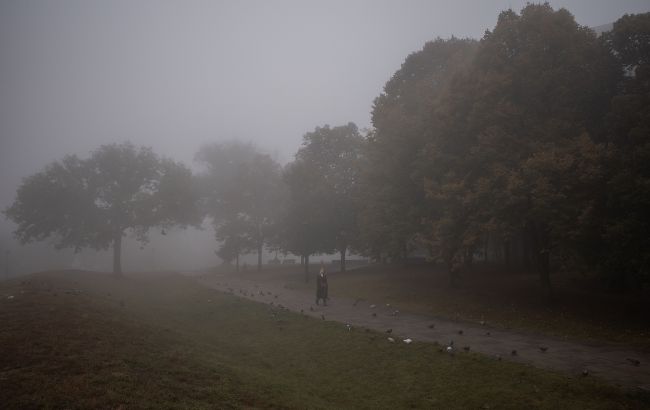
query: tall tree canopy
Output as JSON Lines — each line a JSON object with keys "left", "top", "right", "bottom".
{"left": 361, "top": 37, "right": 477, "bottom": 262}
{"left": 196, "top": 141, "right": 285, "bottom": 271}
{"left": 5, "top": 142, "right": 200, "bottom": 274}
{"left": 598, "top": 12, "right": 650, "bottom": 289}
{"left": 282, "top": 123, "right": 365, "bottom": 277}
{"left": 418, "top": 4, "right": 619, "bottom": 293}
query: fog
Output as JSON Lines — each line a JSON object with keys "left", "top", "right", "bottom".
{"left": 1, "top": 0, "right": 648, "bottom": 275}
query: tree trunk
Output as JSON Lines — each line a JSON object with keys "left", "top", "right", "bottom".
{"left": 529, "top": 221, "right": 553, "bottom": 300}
{"left": 304, "top": 254, "right": 310, "bottom": 283}
{"left": 113, "top": 233, "right": 122, "bottom": 276}
{"left": 340, "top": 246, "right": 347, "bottom": 273}
{"left": 523, "top": 229, "right": 531, "bottom": 271}
{"left": 484, "top": 235, "right": 489, "bottom": 264}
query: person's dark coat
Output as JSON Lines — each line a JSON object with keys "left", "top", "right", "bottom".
{"left": 316, "top": 272, "right": 328, "bottom": 300}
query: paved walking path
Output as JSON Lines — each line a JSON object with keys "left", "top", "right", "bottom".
{"left": 195, "top": 272, "right": 650, "bottom": 391}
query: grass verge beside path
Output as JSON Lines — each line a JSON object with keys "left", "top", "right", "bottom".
{"left": 1, "top": 270, "right": 649, "bottom": 409}
{"left": 236, "top": 264, "right": 650, "bottom": 348}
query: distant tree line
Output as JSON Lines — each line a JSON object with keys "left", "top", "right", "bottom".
{"left": 5, "top": 5, "right": 649, "bottom": 295}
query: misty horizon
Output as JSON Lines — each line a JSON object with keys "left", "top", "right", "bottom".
{"left": 2, "top": 0, "right": 649, "bottom": 275}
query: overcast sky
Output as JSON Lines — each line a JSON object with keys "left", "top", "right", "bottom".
{"left": 1, "top": 0, "right": 649, "bottom": 213}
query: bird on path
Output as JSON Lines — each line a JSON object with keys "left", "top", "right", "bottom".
{"left": 309, "top": 306, "right": 314, "bottom": 312}
{"left": 539, "top": 346, "right": 548, "bottom": 353}
{"left": 511, "top": 349, "right": 518, "bottom": 356}
{"left": 458, "top": 330, "right": 464, "bottom": 335}
{"left": 372, "top": 312, "right": 377, "bottom": 317}
{"left": 582, "top": 369, "right": 589, "bottom": 377}
{"left": 428, "top": 324, "right": 435, "bottom": 329}
{"left": 485, "top": 332, "right": 491, "bottom": 336}
{"left": 627, "top": 358, "right": 641, "bottom": 366}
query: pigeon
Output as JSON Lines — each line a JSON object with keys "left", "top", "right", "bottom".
{"left": 300, "top": 309, "right": 304, "bottom": 314}
{"left": 403, "top": 338, "right": 413, "bottom": 344}
{"left": 539, "top": 346, "right": 548, "bottom": 353}
{"left": 511, "top": 349, "right": 518, "bottom": 356}
{"left": 582, "top": 369, "right": 589, "bottom": 377}
{"left": 496, "top": 355, "right": 502, "bottom": 361}
{"left": 370, "top": 304, "right": 376, "bottom": 309}
{"left": 309, "top": 306, "right": 314, "bottom": 312}
{"left": 428, "top": 324, "right": 435, "bottom": 329}
{"left": 627, "top": 358, "right": 641, "bottom": 366}
{"left": 458, "top": 330, "right": 464, "bottom": 335}
{"left": 486, "top": 332, "right": 491, "bottom": 336}
{"left": 463, "top": 346, "right": 471, "bottom": 352}
{"left": 386, "top": 329, "right": 393, "bottom": 334}
{"left": 346, "top": 324, "right": 352, "bottom": 331}
{"left": 386, "top": 303, "right": 391, "bottom": 307}
{"left": 480, "top": 320, "right": 486, "bottom": 326}
{"left": 446, "top": 346, "right": 453, "bottom": 353}
{"left": 274, "top": 295, "right": 278, "bottom": 299}
{"left": 372, "top": 312, "right": 377, "bottom": 317}
{"left": 388, "top": 337, "right": 395, "bottom": 343}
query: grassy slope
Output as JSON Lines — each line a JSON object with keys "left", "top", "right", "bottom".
{"left": 1, "top": 271, "right": 648, "bottom": 409}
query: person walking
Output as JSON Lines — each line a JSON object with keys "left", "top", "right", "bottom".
{"left": 316, "top": 263, "right": 329, "bottom": 306}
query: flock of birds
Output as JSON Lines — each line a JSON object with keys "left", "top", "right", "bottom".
{"left": 210, "top": 278, "right": 642, "bottom": 377}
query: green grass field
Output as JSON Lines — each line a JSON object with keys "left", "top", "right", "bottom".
{"left": 1, "top": 270, "right": 648, "bottom": 409}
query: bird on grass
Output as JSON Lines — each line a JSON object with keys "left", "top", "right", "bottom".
{"left": 463, "top": 346, "right": 470, "bottom": 352}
